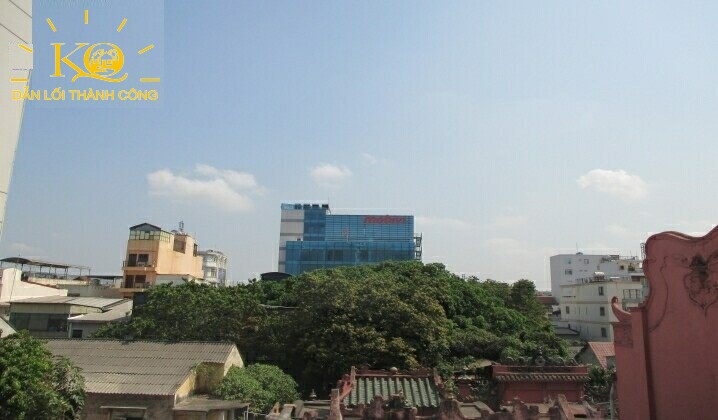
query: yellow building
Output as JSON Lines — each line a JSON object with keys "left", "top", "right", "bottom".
{"left": 122, "top": 223, "right": 203, "bottom": 296}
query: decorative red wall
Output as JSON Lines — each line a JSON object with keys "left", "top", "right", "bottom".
{"left": 612, "top": 226, "right": 718, "bottom": 420}
{"left": 491, "top": 365, "right": 588, "bottom": 404}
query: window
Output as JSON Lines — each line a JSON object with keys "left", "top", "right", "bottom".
{"left": 125, "top": 275, "right": 134, "bottom": 288}
{"left": 72, "top": 329, "right": 83, "bottom": 338}
{"left": 128, "top": 253, "right": 149, "bottom": 267}
{"left": 601, "top": 327, "right": 608, "bottom": 338}
{"left": 565, "top": 269, "right": 573, "bottom": 275}
{"left": 174, "top": 237, "right": 186, "bottom": 253}
{"left": 598, "top": 286, "right": 604, "bottom": 296}
{"left": 600, "top": 307, "right": 606, "bottom": 316}
{"left": 565, "top": 306, "right": 570, "bottom": 314}
{"left": 566, "top": 259, "right": 572, "bottom": 264}
{"left": 134, "top": 275, "right": 146, "bottom": 287}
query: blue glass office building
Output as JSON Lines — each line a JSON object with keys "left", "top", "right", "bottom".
{"left": 278, "top": 203, "right": 421, "bottom": 275}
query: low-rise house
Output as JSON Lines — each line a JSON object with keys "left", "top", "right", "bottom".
{"left": 576, "top": 342, "right": 615, "bottom": 370}
{"left": 45, "top": 339, "right": 247, "bottom": 420}
{"left": 8, "top": 296, "right": 130, "bottom": 338}
{"left": 67, "top": 306, "right": 131, "bottom": 338}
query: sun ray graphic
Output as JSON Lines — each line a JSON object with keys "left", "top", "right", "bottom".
{"left": 117, "top": 18, "right": 127, "bottom": 32}
{"left": 46, "top": 18, "right": 57, "bottom": 32}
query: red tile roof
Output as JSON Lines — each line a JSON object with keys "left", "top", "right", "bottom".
{"left": 537, "top": 296, "right": 558, "bottom": 306}
{"left": 587, "top": 342, "right": 615, "bottom": 369}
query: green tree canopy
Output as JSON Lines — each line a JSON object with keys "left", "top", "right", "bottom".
{"left": 94, "top": 282, "right": 267, "bottom": 346}
{"left": 95, "top": 262, "right": 566, "bottom": 395}
{"left": 0, "top": 331, "right": 85, "bottom": 420}
{"left": 214, "top": 364, "right": 299, "bottom": 413}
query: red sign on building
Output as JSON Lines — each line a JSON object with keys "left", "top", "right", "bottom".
{"left": 363, "top": 216, "right": 407, "bottom": 224}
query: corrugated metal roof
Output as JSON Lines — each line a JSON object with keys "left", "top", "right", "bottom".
{"left": 44, "top": 339, "right": 237, "bottom": 396}
{"left": 68, "top": 308, "right": 130, "bottom": 323}
{"left": 11, "top": 296, "right": 127, "bottom": 310}
{"left": 346, "top": 377, "right": 441, "bottom": 408}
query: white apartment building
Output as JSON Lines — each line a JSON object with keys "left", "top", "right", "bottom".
{"left": 0, "top": 0, "right": 32, "bottom": 241}
{"left": 550, "top": 253, "right": 642, "bottom": 302}
{"left": 198, "top": 249, "right": 228, "bottom": 286}
{"left": 560, "top": 273, "right": 646, "bottom": 341}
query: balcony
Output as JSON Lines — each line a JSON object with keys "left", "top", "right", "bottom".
{"left": 122, "top": 261, "right": 155, "bottom": 270}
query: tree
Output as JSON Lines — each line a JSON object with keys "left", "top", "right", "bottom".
{"left": 215, "top": 364, "right": 299, "bottom": 413}
{"left": 0, "top": 332, "right": 85, "bottom": 419}
{"left": 94, "top": 282, "right": 267, "bottom": 347}
{"left": 585, "top": 365, "right": 616, "bottom": 404}
{"left": 251, "top": 262, "right": 567, "bottom": 393}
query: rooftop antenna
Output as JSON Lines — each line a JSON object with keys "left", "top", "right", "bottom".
{"left": 179, "top": 220, "right": 185, "bottom": 233}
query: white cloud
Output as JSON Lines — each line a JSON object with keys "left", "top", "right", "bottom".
{"left": 576, "top": 169, "right": 648, "bottom": 199}
{"left": 360, "top": 153, "right": 379, "bottom": 165}
{"left": 310, "top": 164, "right": 352, "bottom": 188}
{"left": 194, "top": 164, "right": 259, "bottom": 190}
{"left": 416, "top": 216, "right": 472, "bottom": 230}
{"left": 147, "top": 165, "right": 263, "bottom": 212}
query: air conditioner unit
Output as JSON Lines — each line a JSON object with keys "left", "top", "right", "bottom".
{"left": 137, "top": 262, "right": 146, "bottom": 267}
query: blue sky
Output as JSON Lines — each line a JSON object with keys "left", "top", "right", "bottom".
{"left": 3, "top": 1, "right": 718, "bottom": 287}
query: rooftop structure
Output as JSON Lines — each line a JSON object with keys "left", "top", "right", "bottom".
{"left": 0, "top": 257, "right": 91, "bottom": 279}
{"left": 278, "top": 202, "right": 422, "bottom": 275}
{"left": 122, "top": 222, "right": 204, "bottom": 297}
{"left": 9, "top": 296, "right": 130, "bottom": 338}
{"left": 549, "top": 253, "right": 642, "bottom": 304}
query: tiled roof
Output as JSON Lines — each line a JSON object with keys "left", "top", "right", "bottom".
{"left": 44, "top": 339, "right": 237, "bottom": 396}
{"left": 493, "top": 373, "right": 588, "bottom": 382}
{"left": 536, "top": 296, "right": 558, "bottom": 306}
{"left": 586, "top": 342, "right": 615, "bottom": 369}
{"left": 346, "top": 376, "right": 441, "bottom": 408}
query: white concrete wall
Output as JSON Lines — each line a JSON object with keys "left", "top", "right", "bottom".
{"left": 0, "top": 268, "right": 68, "bottom": 303}
{"left": 550, "top": 254, "right": 641, "bottom": 301}
{"left": 0, "top": 0, "right": 32, "bottom": 242}
{"left": 560, "top": 279, "right": 644, "bottom": 341}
